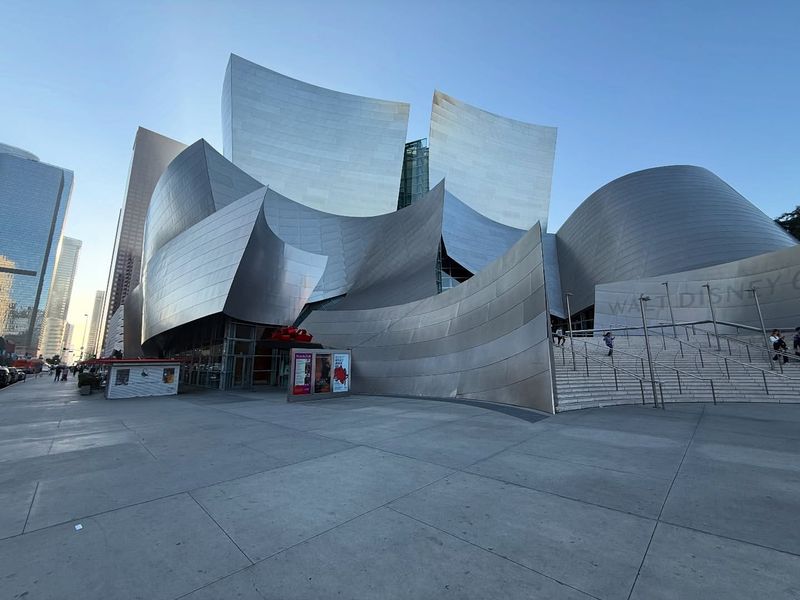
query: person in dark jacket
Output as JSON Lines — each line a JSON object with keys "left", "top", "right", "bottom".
{"left": 603, "top": 331, "right": 615, "bottom": 356}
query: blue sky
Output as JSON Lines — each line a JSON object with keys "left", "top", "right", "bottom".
{"left": 1, "top": 0, "right": 798, "bottom": 344}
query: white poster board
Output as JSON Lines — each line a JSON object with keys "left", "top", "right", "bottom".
{"left": 106, "top": 363, "right": 180, "bottom": 399}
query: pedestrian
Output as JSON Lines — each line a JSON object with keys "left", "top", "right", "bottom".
{"left": 770, "top": 330, "right": 789, "bottom": 363}
{"left": 54, "top": 365, "right": 62, "bottom": 382}
{"left": 553, "top": 326, "right": 565, "bottom": 346}
{"left": 61, "top": 368, "right": 68, "bottom": 381}
{"left": 603, "top": 331, "right": 615, "bottom": 356}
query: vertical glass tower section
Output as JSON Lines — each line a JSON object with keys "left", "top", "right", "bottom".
{"left": 99, "top": 127, "right": 186, "bottom": 353}
{"left": 222, "top": 54, "right": 409, "bottom": 216}
{"left": 39, "top": 236, "right": 82, "bottom": 358}
{"left": 397, "top": 139, "right": 430, "bottom": 209}
{"left": 0, "top": 143, "right": 73, "bottom": 356}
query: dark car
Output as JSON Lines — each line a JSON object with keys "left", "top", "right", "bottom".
{"left": 0, "top": 366, "right": 10, "bottom": 387}
{"left": 7, "top": 367, "right": 19, "bottom": 384}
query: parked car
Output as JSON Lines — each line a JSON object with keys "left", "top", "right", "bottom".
{"left": 7, "top": 367, "right": 19, "bottom": 384}
{"left": 15, "top": 369, "right": 26, "bottom": 382}
{"left": 0, "top": 366, "right": 9, "bottom": 387}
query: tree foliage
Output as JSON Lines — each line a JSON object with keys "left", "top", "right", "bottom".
{"left": 775, "top": 205, "right": 800, "bottom": 239}
{"left": 46, "top": 354, "right": 61, "bottom": 366}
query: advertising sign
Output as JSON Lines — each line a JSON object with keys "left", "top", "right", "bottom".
{"left": 332, "top": 353, "right": 350, "bottom": 392}
{"left": 314, "top": 354, "right": 331, "bottom": 393}
{"left": 293, "top": 352, "right": 312, "bottom": 395}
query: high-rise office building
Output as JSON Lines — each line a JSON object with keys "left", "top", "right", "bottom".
{"left": 0, "top": 143, "right": 73, "bottom": 356}
{"left": 99, "top": 128, "right": 186, "bottom": 353}
{"left": 39, "top": 237, "right": 82, "bottom": 358}
{"left": 61, "top": 322, "right": 74, "bottom": 364}
{"left": 85, "top": 290, "right": 104, "bottom": 358}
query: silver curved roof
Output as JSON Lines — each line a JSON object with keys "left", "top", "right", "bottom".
{"left": 143, "top": 139, "right": 263, "bottom": 264}
{"left": 223, "top": 54, "right": 409, "bottom": 217}
{"left": 429, "top": 91, "right": 557, "bottom": 230}
{"left": 0, "top": 143, "right": 39, "bottom": 161}
{"left": 302, "top": 223, "right": 555, "bottom": 413}
{"left": 556, "top": 166, "right": 797, "bottom": 313}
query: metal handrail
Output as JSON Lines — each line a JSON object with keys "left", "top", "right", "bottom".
{"left": 672, "top": 322, "right": 798, "bottom": 368}
{"left": 558, "top": 343, "right": 660, "bottom": 407}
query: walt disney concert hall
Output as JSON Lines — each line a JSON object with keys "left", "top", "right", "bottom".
{"left": 113, "top": 54, "right": 798, "bottom": 413}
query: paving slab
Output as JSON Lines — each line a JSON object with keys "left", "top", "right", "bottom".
{"left": 191, "top": 446, "right": 452, "bottom": 561}
{"left": 630, "top": 523, "right": 800, "bottom": 600}
{"left": 467, "top": 450, "right": 671, "bottom": 518}
{"left": 390, "top": 471, "right": 655, "bottom": 600}
{"left": 0, "top": 494, "right": 250, "bottom": 600}
{"left": 0, "top": 481, "right": 37, "bottom": 539}
{"left": 661, "top": 451, "right": 800, "bottom": 554}
{"left": 183, "top": 507, "right": 593, "bottom": 600}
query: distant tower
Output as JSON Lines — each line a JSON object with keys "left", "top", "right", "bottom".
{"left": 85, "top": 290, "right": 104, "bottom": 358}
{"left": 99, "top": 128, "right": 186, "bottom": 354}
{"left": 39, "top": 237, "right": 82, "bottom": 358}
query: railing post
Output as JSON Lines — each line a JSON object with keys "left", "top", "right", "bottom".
{"left": 640, "top": 357, "right": 645, "bottom": 377}
{"left": 747, "top": 287, "right": 773, "bottom": 370}
{"left": 746, "top": 345, "right": 751, "bottom": 363}
{"left": 660, "top": 325, "right": 666, "bottom": 350}
{"left": 678, "top": 339, "right": 684, "bottom": 358}
{"left": 702, "top": 283, "right": 722, "bottom": 351}
{"left": 659, "top": 381, "right": 665, "bottom": 410}
{"left": 726, "top": 338, "right": 732, "bottom": 356}
{"left": 724, "top": 358, "right": 730, "bottom": 379}
{"left": 565, "top": 292, "right": 576, "bottom": 372}
{"left": 639, "top": 380, "right": 645, "bottom": 405}
{"left": 676, "top": 370, "right": 682, "bottom": 394}
{"left": 706, "top": 331, "right": 711, "bottom": 347}
{"left": 762, "top": 371, "right": 769, "bottom": 395}
{"left": 699, "top": 348, "right": 704, "bottom": 368}
{"left": 710, "top": 379, "right": 717, "bottom": 405}
{"left": 662, "top": 281, "right": 678, "bottom": 338}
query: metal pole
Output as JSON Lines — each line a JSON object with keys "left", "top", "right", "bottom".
{"left": 639, "top": 295, "right": 660, "bottom": 408}
{"left": 662, "top": 281, "right": 677, "bottom": 338}
{"left": 565, "top": 292, "right": 576, "bottom": 372}
{"left": 80, "top": 313, "right": 89, "bottom": 361}
{"left": 748, "top": 287, "right": 773, "bottom": 370}
{"left": 702, "top": 283, "right": 721, "bottom": 351}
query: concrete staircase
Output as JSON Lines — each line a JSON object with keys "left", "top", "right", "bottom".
{"left": 553, "top": 328, "right": 800, "bottom": 411}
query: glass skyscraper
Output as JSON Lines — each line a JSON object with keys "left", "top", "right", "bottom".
{"left": 0, "top": 143, "right": 73, "bottom": 356}
{"left": 38, "top": 236, "right": 82, "bottom": 359}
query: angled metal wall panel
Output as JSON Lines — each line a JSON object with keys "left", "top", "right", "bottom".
{"left": 302, "top": 224, "right": 555, "bottom": 413}
{"left": 223, "top": 54, "right": 409, "bottom": 217}
{"left": 556, "top": 166, "right": 797, "bottom": 313}
{"left": 122, "top": 284, "right": 143, "bottom": 358}
{"left": 265, "top": 182, "right": 445, "bottom": 307}
{"left": 142, "top": 189, "right": 267, "bottom": 343}
{"left": 594, "top": 244, "right": 800, "bottom": 332}
{"left": 143, "top": 140, "right": 262, "bottom": 263}
{"left": 429, "top": 91, "right": 557, "bottom": 230}
{"left": 441, "top": 189, "right": 526, "bottom": 275}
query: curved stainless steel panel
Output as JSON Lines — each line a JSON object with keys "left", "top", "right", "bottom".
{"left": 265, "top": 181, "right": 445, "bottom": 307}
{"left": 301, "top": 224, "right": 555, "bottom": 413}
{"left": 223, "top": 54, "right": 409, "bottom": 217}
{"left": 144, "top": 140, "right": 262, "bottom": 264}
{"left": 141, "top": 188, "right": 326, "bottom": 345}
{"left": 557, "top": 166, "right": 797, "bottom": 313}
{"left": 595, "top": 244, "right": 800, "bottom": 331}
{"left": 442, "top": 189, "right": 526, "bottom": 274}
{"left": 429, "top": 91, "right": 557, "bottom": 230}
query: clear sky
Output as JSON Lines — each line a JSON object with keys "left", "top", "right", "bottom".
{"left": 1, "top": 0, "right": 798, "bottom": 349}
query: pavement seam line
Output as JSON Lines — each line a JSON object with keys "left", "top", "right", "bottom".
{"left": 21, "top": 481, "right": 40, "bottom": 534}
{"left": 625, "top": 404, "right": 706, "bottom": 600}
{"left": 187, "top": 491, "right": 255, "bottom": 565}
{"left": 173, "top": 469, "right": 456, "bottom": 599}
{"left": 657, "top": 518, "right": 800, "bottom": 559}
{"left": 387, "top": 506, "right": 603, "bottom": 600}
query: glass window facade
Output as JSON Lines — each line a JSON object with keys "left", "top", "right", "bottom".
{"left": 0, "top": 148, "right": 72, "bottom": 357}
{"left": 397, "top": 139, "right": 430, "bottom": 209}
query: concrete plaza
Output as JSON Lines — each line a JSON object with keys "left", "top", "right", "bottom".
{"left": 1, "top": 378, "right": 799, "bottom": 599}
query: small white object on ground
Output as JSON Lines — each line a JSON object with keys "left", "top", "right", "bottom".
{"left": 74, "top": 524, "right": 83, "bottom": 531}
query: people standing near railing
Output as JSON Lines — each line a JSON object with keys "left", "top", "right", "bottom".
{"left": 603, "top": 331, "right": 615, "bottom": 356}
{"left": 553, "top": 326, "right": 566, "bottom": 346}
{"left": 770, "top": 330, "right": 789, "bottom": 363}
